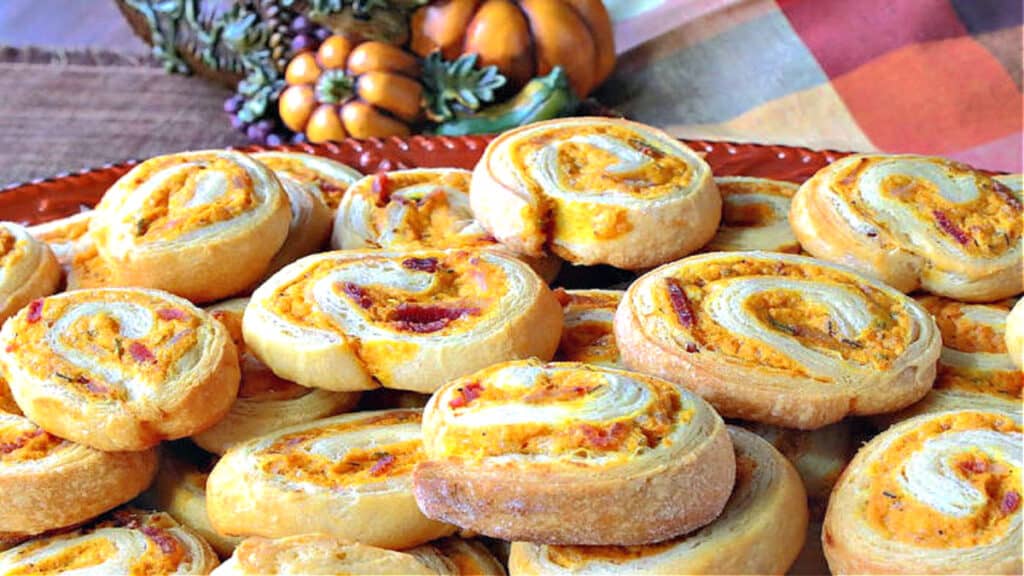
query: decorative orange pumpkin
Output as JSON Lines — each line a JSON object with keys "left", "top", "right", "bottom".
{"left": 409, "top": 0, "right": 615, "bottom": 97}
{"left": 279, "top": 35, "right": 424, "bottom": 142}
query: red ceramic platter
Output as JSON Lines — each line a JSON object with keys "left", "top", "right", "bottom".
{"left": 0, "top": 136, "right": 850, "bottom": 225}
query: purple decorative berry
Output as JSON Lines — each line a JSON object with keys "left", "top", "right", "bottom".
{"left": 223, "top": 95, "right": 244, "bottom": 114}
{"left": 247, "top": 123, "right": 271, "bottom": 142}
{"left": 290, "top": 16, "right": 311, "bottom": 33}
{"left": 230, "top": 115, "right": 249, "bottom": 130}
{"left": 266, "top": 133, "right": 283, "bottom": 147}
{"left": 291, "top": 34, "right": 313, "bottom": 54}
{"left": 313, "top": 27, "right": 331, "bottom": 42}
{"left": 291, "top": 132, "right": 307, "bottom": 144}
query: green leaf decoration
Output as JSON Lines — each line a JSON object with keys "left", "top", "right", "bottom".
{"left": 422, "top": 51, "right": 507, "bottom": 123}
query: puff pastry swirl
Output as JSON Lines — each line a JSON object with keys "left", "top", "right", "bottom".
{"left": 553, "top": 289, "right": 623, "bottom": 367}
{"left": 206, "top": 409, "right": 456, "bottom": 549}
{"left": 706, "top": 176, "right": 800, "bottom": 253}
{"left": 470, "top": 117, "right": 721, "bottom": 269}
{"left": 509, "top": 426, "right": 807, "bottom": 575}
{"left": 193, "top": 298, "right": 359, "bottom": 454}
{"left": 823, "top": 410, "right": 1022, "bottom": 575}
{"left": 250, "top": 150, "right": 362, "bottom": 211}
{"left": 790, "top": 154, "right": 1023, "bottom": 301}
{"left": 0, "top": 509, "right": 219, "bottom": 575}
{"left": 0, "top": 288, "right": 240, "bottom": 451}
{"left": 1006, "top": 298, "right": 1023, "bottom": 370}
{"left": 26, "top": 211, "right": 92, "bottom": 274}
{"left": 414, "top": 360, "right": 735, "bottom": 545}
{"left": 89, "top": 150, "right": 291, "bottom": 302}
{"left": 615, "top": 251, "right": 941, "bottom": 429}
{"left": 244, "top": 249, "right": 562, "bottom": 393}
{"left": 0, "top": 222, "right": 60, "bottom": 322}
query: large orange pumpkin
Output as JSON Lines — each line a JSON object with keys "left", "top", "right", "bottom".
{"left": 409, "top": 0, "right": 615, "bottom": 97}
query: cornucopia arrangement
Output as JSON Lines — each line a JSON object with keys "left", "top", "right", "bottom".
{"left": 0, "top": 117, "right": 1021, "bottom": 575}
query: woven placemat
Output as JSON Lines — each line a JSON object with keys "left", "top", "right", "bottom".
{"left": 0, "top": 45, "right": 247, "bottom": 188}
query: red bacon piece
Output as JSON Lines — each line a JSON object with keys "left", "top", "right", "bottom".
{"left": 578, "top": 422, "right": 629, "bottom": 450}
{"left": 129, "top": 342, "right": 156, "bottom": 364}
{"left": 392, "top": 303, "right": 479, "bottom": 334}
{"left": 26, "top": 299, "right": 43, "bottom": 323}
{"left": 1002, "top": 490, "right": 1020, "bottom": 514}
{"left": 665, "top": 278, "right": 696, "bottom": 328}
{"left": 402, "top": 257, "right": 439, "bottom": 273}
{"left": 449, "top": 381, "right": 484, "bottom": 409}
{"left": 372, "top": 173, "right": 392, "bottom": 206}
{"left": 993, "top": 181, "right": 1023, "bottom": 212}
{"left": 368, "top": 453, "right": 396, "bottom": 477}
{"left": 140, "top": 525, "right": 178, "bottom": 555}
{"left": 932, "top": 210, "right": 971, "bottom": 245}
{"left": 957, "top": 458, "right": 989, "bottom": 475}
{"left": 342, "top": 282, "right": 373, "bottom": 309}
{"left": 0, "top": 429, "right": 44, "bottom": 454}
{"left": 156, "top": 308, "right": 187, "bottom": 321}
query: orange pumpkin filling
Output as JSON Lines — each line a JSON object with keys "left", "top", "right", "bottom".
{"left": 864, "top": 412, "right": 1022, "bottom": 548}
{"left": 718, "top": 180, "right": 794, "bottom": 228}
{"left": 257, "top": 411, "right": 422, "bottom": 487}
{"left": 68, "top": 244, "right": 114, "bottom": 289}
{"left": 126, "top": 155, "right": 257, "bottom": 242}
{"left": 556, "top": 291, "right": 621, "bottom": 365}
{"left": 30, "top": 216, "right": 91, "bottom": 245}
{"left": 0, "top": 421, "right": 66, "bottom": 464}
{"left": 832, "top": 158, "right": 1021, "bottom": 257}
{"left": 0, "top": 228, "right": 27, "bottom": 270}
{"left": 6, "top": 538, "right": 116, "bottom": 574}
{"left": 255, "top": 156, "right": 352, "bottom": 210}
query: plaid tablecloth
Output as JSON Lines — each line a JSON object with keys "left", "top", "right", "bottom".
{"left": 604, "top": 0, "right": 1023, "bottom": 172}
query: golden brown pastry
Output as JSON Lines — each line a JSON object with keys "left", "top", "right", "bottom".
{"left": 262, "top": 175, "right": 333, "bottom": 277}
{"left": 895, "top": 296, "right": 1020, "bottom": 418}
{"left": 553, "top": 288, "right": 623, "bottom": 367}
{"left": 0, "top": 287, "right": 240, "bottom": 451}
{"left": 0, "top": 509, "right": 219, "bottom": 574}
{"left": 1006, "top": 297, "right": 1023, "bottom": 370}
{"left": 823, "top": 410, "right": 1022, "bottom": 574}
{"left": 0, "top": 408, "right": 157, "bottom": 535}
{"left": 333, "top": 168, "right": 560, "bottom": 281}
{"left": 213, "top": 534, "right": 505, "bottom": 575}
{"left": 0, "top": 222, "right": 60, "bottom": 322}
{"left": 89, "top": 150, "right": 291, "bottom": 303}
{"left": 26, "top": 210, "right": 92, "bottom": 273}
{"left": 509, "top": 426, "right": 807, "bottom": 575}
{"left": 0, "top": 376, "right": 19, "bottom": 415}
{"left": 414, "top": 360, "right": 735, "bottom": 545}
{"left": 192, "top": 298, "right": 359, "bottom": 454}
{"left": 206, "top": 409, "right": 456, "bottom": 548}
{"left": 791, "top": 154, "right": 1022, "bottom": 301}
{"left": 706, "top": 176, "right": 800, "bottom": 253}
{"left": 615, "top": 251, "right": 942, "bottom": 429}
{"left": 148, "top": 449, "right": 241, "bottom": 557}
{"left": 250, "top": 150, "right": 362, "bottom": 212}
{"left": 470, "top": 117, "right": 721, "bottom": 269}
{"left": 243, "top": 249, "right": 562, "bottom": 393}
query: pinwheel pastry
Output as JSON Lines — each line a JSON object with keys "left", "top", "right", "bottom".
{"left": 333, "top": 168, "right": 560, "bottom": 281}
{"left": 509, "top": 426, "right": 807, "bottom": 575}
{"left": 470, "top": 117, "right": 721, "bottom": 270}
{"left": 213, "top": 534, "right": 505, "bottom": 576}
{"left": 1007, "top": 298, "right": 1024, "bottom": 370}
{"left": 705, "top": 176, "right": 800, "bottom": 253}
{"left": 894, "top": 297, "right": 1020, "bottom": 419}
{"left": 823, "top": 409, "right": 1022, "bottom": 575}
{"left": 414, "top": 360, "right": 735, "bottom": 545}
{"left": 250, "top": 150, "right": 362, "bottom": 212}
{"left": 147, "top": 449, "right": 241, "bottom": 557}
{"left": 206, "top": 409, "right": 456, "bottom": 548}
{"left": 192, "top": 298, "right": 359, "bottom": 454}
{"left": 0, "top": 509, "right": 219, "bottom": 575}
{"left": 0, "top": 222, "right": 60, "bottom": 322}
{"left": 0, "top": 287, "right": 240, "bottom": 451}
{"left": 553, "top": 289, "right": 623, "bottom": 367}
{"left": 790, "top": 154, "right": 1022, "bottom": 302}
{"left": 0, "top": 407, "right": 157, "bottom": 535}
{"left": 244, "top": 249, "right": 562, "bottom": 393}
{"left": 615, "top": 251, "right": 941, "bottom": 429}
{"left": 26, "top": 210, "right": 92, "bottom": 272}
{"left": 88, "top": 150, "right": 291, "bottom": 303}
{"left": 261, "top": 175, "right": 333, "bottom": 278}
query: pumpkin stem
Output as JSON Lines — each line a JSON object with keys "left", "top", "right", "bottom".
{"left": 316, "top": 69, "right": 356, "bottom": 104}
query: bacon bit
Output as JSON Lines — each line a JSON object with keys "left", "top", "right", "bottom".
{"left": 372, "top": 173, "right": 391, "bottom": 206}
{"left": 630, "top": 138, "right": 664, "bottom": 159}
{"left": 449, "top": 381, "right": 484, "bottom": 409}
{"left": 26, "top": 299, "right": 43, "bottom": 323}
{"left": 993, "top": 181, "right": 1023, "bottom": 211}
{"left": 1002, "top": 491, "right": 1020, "bottom": 514}
{"left": 402, "top": 257, "right": 439, "bottom": 273}
{"left": 552, "top": 288, "right": 572, "bottom": 307}
{"left": 140, "top": 525, "right": 178, "bottom": 555}
{"left": 684, "top": 343, "right": 699, "bottom": 353}
{"left": 579, "top": 422, "right": 629, "bottom": 450}
{"left": 83, "top": 379, "right": 110, "bottom": 394}
{"left": 665, "top": 278, "right": 695, "bottom": 328}
{"left": 128, "top": 342, "right": 156, "bottom": 364}
{"left": 957, "top": 458, "right": 989, "bottom": 475}
{"left": 4, "top": 344, "right": 15, "bottom": 353}
{"left": 156, "top": 308, "right": 187, "bottom": 321}
{"left": 0, "top": 429, "right": 43, "bottom": 454}
{"left": 368, "top": 453, "right": 396, "bottom": 477}
{"left": 392, "top": 303, "right": 478, "bottom": 333}
{"left": 932, "top": 210, "right": 970, "bottom": 245}
{"left": 342, "top": 282, "right": 373, "bottom": 309}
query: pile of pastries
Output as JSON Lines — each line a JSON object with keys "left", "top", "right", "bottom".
{"left": 0, "top": 117, "right": 1020, "bottom": 575}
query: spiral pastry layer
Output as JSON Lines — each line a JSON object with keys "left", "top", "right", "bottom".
{"left": 0, "top": 509, "right": 219, "bottom": 575}
{"left": 615, "top": 251, "right": 941, "bottom": 429}
{"left": 791, "top": 154, "right": 1023, "bottom": 301}
{"left": 250, "top": 151, "right": 362, "bottom": 211}
{"left": 824, "top": 410, "right": 1022, "bottom": 574}
{"left": 244, "top": 249, "right": 562, "bottom": 393}
{"left": 207, "top": 409, "right": 456, "bottom": 548}
{"left": 510, "top": 426, "right": 807, "bottom": 575}
{"left": 0, "top": 222, "right": 60, "bottom": 322}
{"left": 470, "top": 117, "right": 721, "bottom": 270}
{"left": 89, "top": 150, "right": 291, "bottom": 303}
{"left": 706, "top": 176, "right": 800, "bottom": 253}
{"left": 896, "top": 297, "right": 1020, "bottom": 419}
{"left": 1007, "top": 298, "right": 1024, "bottom": 370}
{"left": 414, "top": 360, "right": 735, "bottom": 545}
{"left": 0, "top": 408, "right": 157, "bottom": 534}
{"left": 193, "top": 298, "right": 359, "bottom": 454}
{"left": 213, "top": 534, "right": 504, "bottom": 576}
{"left": 262, "top": 175, "right": 333, "bottom": 279}
{"left": 0, "top": 287, "right": 241, "bottom": 451}
{"left": 333, "top": 168, "right": 560, "bottom": 281}
{"left": 27, "top": 211, "right": 92, "bottom": 273}
{"left": 554, "top": 289, "right": 623, "bottom": 367}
